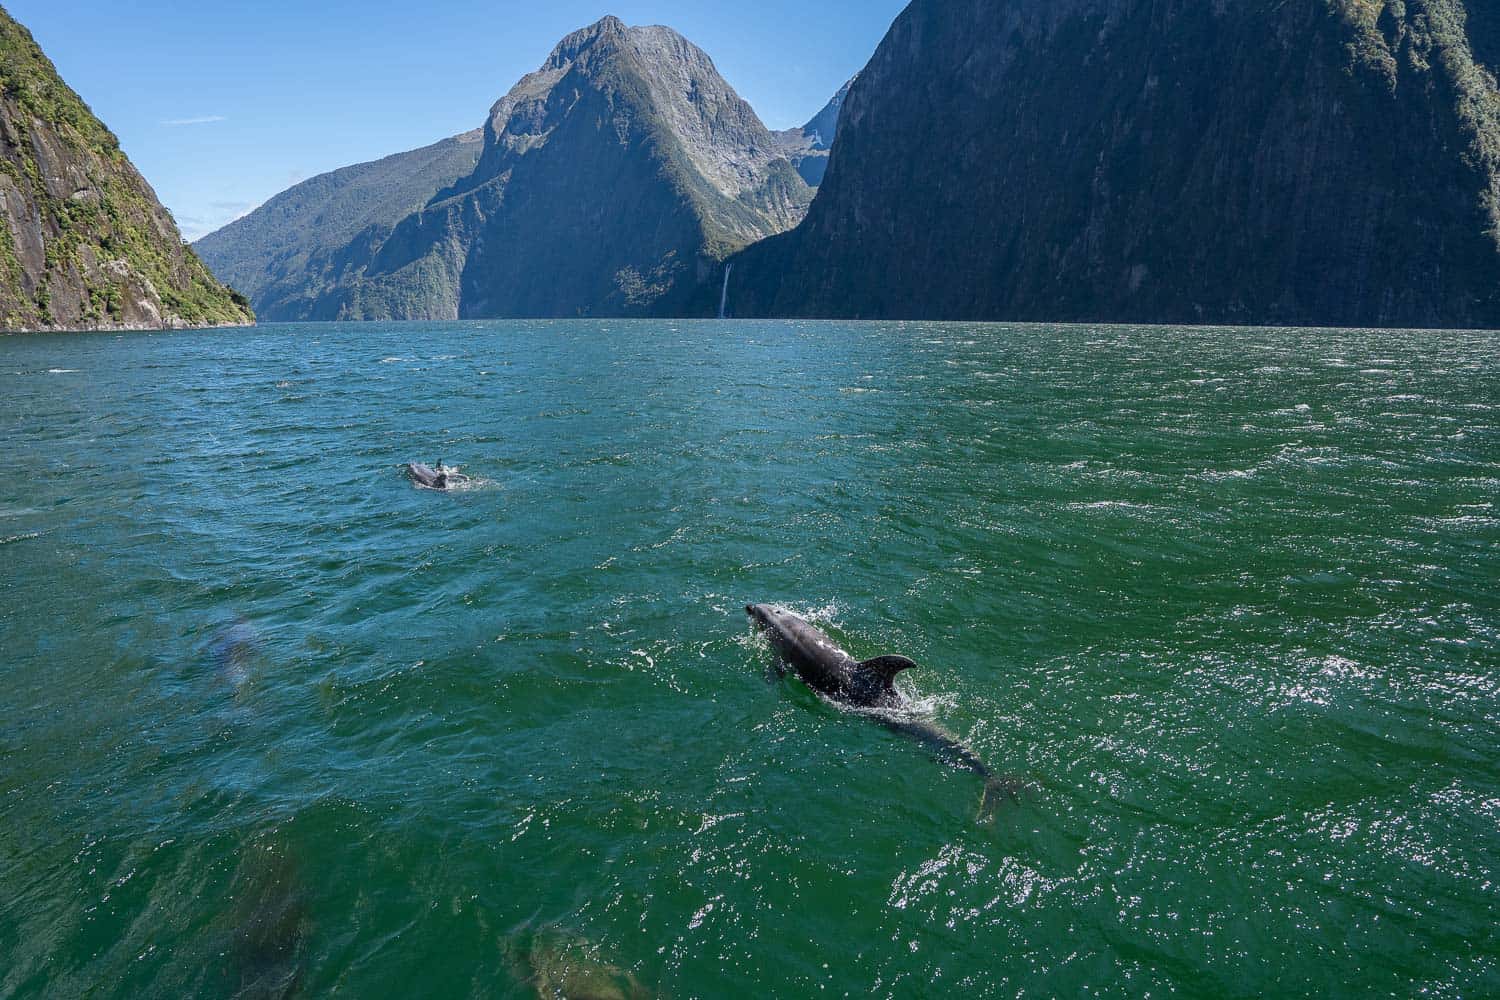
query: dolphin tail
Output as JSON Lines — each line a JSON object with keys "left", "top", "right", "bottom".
{"left": 977, "top": 776, "right": 1023, "bottom": 822}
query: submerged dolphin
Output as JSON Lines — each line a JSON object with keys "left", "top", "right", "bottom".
{"left": 746, "top": 603, "right": 1016, "bottom": 818}
{"left": 223, "top": 840, "right": 309, "bottom": 999}
{"left": 208, "top": 618, "right": 259, "bottom": 693}
{"left": 507, "top": 928, "right": 653, "bottom": 1000}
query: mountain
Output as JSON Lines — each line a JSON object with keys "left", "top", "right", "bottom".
{"left": 773, "top": 77, "right": 856, "bottom": 188}
{"left": 0, "top": 7, "right": 251, "bottom": 332}
{"left": 194, "top": 131, "right": 482, "bottom": 321}
{"left": 721, "top": 0, "right": 1500, "bottom": 329}
{"left": 204, "top": 16, "right": 811, "bottom": 322}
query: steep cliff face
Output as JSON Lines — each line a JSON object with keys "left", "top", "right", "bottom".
{"left": 0, "top": 7, "right": 252, "bottom": 333}
{"left": 194, "top": 131, "right": 482, "bottom": 321}
{"left": 227, "top": 17, "right": 810, "bottom": 322}
{"left": 725, "top": 0, "right": 1500, "bottom": 328}
{"left": 774, "top": 77, "right": 856, "bottom": 187}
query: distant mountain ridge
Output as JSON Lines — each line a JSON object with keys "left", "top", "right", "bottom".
{"left": 0, "top": 6, "right": 251, "bottom": 332}
{"left": 201, "top": 17, "right": 812, "bottom": 322}
{"left": 194, "top": 131, "right": 482, "bottom": 320}
{"left": 773, "top": 76, "right": 855, "bottom": 188}
{"left": 720, "top": 0, "right": 1500, "bottom": 328}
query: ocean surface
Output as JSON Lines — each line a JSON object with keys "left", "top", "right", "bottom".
{"left": 1, "top": 320, "right": 1496, "bottom": 998}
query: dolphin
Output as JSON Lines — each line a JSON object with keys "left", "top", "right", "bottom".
{"left": 222, "top": 840, "right": 309, "bottom": 999}
{"left": 746, "top": 603, "right": 1017, "bottom": 818}
{"left": 507, "top": 928, "right": 653, "bottom": 1000}
{"left": 406, "top": 462, "right": 449, "bottom": 490}
{"left": 407, "top": 462, "right": 473, "bottom": 491}
{"left": 208, "top": 618, "right": 259, "bottom": 693}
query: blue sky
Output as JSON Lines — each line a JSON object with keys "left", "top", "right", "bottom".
{"left": 6, "top": 1, "right": 907, "bottom": 242}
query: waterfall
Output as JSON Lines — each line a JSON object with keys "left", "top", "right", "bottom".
{"left": 718, "top": 263, "right": 733, "bottom": 320}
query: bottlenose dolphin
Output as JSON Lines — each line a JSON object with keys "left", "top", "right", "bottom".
{"left": 407, "top": 462, "right": 472, "bottom": 491}
{"left": 406, "top": 462, "right": 448, "bottom": 490}
{"left": 746, "top": 603, "right": 1016, "bottom": 818}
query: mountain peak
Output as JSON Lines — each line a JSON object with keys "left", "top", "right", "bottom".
{"left": 546, "top": 14, "right": 631, "bottom": 67}
{"left": 802, "top": 75, "right": 857, "bottom": 149}
{"left": 486, "top": 18, "right": 796, "bottom": 203}
{"left": 201, "top": 17, "right": 809, "bottom": 322}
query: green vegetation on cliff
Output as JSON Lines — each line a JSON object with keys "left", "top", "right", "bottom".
{"left": 0, "top": 6, "right": 252, "bottom": 332}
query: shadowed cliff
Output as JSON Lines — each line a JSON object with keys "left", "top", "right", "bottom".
{"left": 719, "top": 0, "right": 1500, "bottom": 329}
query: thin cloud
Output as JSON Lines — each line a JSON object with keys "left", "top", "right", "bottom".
{"left": 175, "top": 198, "right": 262, "bottom": 243}
{"left": 161, "top": 115, "right": 227, "bottom": 127}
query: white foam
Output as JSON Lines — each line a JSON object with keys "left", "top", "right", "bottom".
{"left": 1063, "top": 500, "right": 1161, "bottom": 512}
{"left": 853, "top": 688, "right": 954, "bottom": 724}
{"left": 0, "top": 532, "right": 41, "bottom": 546}
{"left": 687, "top": 896, "right": 721, "bottom": 930}
{"left": 784, "top": 600, "right": 846, "bottom": 629}
{"left": 416, "top": 466, "right": 494, "bottom": 493}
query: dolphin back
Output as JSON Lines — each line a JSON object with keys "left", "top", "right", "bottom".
{"left": 407, "top": 463, "right": 440, "bottom": 488}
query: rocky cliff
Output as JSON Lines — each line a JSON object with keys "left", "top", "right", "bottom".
{"left": 0, "top": 7, "right": 252, "bottom": 333}
{"left": 723, "top": 0, "right": 1500, "bottom": 328}
{"left": 210, "top": 17, "right": 811, "bottom": 322}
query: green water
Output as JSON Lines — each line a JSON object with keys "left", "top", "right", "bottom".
{"left": 1, "top": 320, "right": 1495, "bottom": 998}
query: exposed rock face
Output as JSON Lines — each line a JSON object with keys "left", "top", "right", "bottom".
{"left": 774, "top": 77, "right": 856, "bottom": 188}
{"left": 194, "top": 131, "right": 482, "bottom": 321}
{"left": 0, "top": 7, "right": 252, "bottom": 333}
{"left": 725, "top": 0, "right": 1500, "bottom": 328}
{"left": 209, "top": 16, "right": 810, "bottom": 321}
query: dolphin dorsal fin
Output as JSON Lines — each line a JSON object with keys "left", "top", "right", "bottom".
{"left": 860, "top": 655, "right": 918, "bottom": 685}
